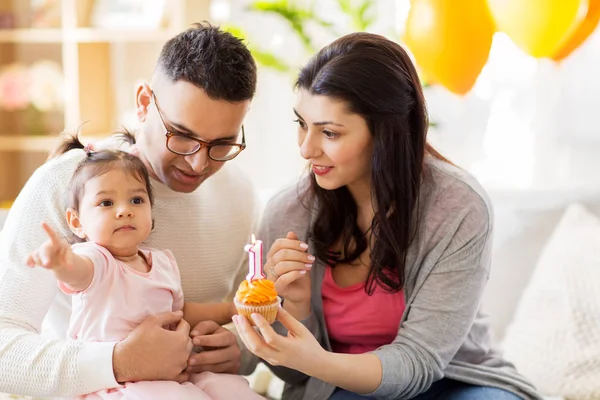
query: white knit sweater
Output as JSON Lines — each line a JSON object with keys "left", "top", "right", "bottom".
{"left": 0, "top": 148, "right": 258, "bottom": 397}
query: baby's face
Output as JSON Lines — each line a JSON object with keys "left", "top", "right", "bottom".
{"left": 75, "top": 169, "right": 153, "bottom": 256}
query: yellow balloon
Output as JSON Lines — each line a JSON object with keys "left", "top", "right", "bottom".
{"left": 487, "top": 0, "right": 584, "bottom": 58}
{"left": 404, "top": 0, "right": 495, "bottom": 95}
{"left": 553, "top": 0, "right": 600, "bottom": 61}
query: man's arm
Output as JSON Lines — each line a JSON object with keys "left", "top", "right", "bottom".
{"left": 0, "top": 156, "right": 120, "bottom": 396}
{"left": 0, "top": 154, "right": 195, "bottom": 396}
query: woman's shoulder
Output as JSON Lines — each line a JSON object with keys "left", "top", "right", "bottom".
{"left": 421, "top": 157, "right": 493, "bottom": 233}
{"left": 260, "top": 177, "right": 313, "bottom": 239}
{"left": 264, "top": 177, "right": 311, "bottom": 217}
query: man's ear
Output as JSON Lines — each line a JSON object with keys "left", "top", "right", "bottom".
{"left": 66, "top": 208, "right": 86, "bottom": 240}
{"left": 136, "top": 82, "right": 152, "bottom": 123}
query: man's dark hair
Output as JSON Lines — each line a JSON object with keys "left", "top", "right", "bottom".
{"left": 157, "top": 22, "right": 257, "bottom": 102}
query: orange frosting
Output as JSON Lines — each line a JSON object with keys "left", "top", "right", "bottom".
{"left": 236, "top": 279, "right": 278, "bottom": 305}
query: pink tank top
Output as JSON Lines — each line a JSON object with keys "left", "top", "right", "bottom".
{"left": 322, "top": 266, "right": 406, "bottom": 354}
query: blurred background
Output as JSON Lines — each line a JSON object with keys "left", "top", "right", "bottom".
{"left": 1, "top": 1, "right": 600, "bottom": 399}
{"left": 1, "top": 0, "right": 599, "bottom": 207}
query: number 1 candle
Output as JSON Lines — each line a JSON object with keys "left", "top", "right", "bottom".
{"left": 244, "top": 234, "right": 265, "bottom": 281}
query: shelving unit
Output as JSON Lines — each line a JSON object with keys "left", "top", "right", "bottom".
{"left": 0, "top": 0, "right": 211, "bottom": 204}
{"left": 0, "top": 28, "right": 178, "bottom": 43}
{"left": 0, "top": 28, "right": 63, "bottom": 42}
{"left": 0, "top": 135, "right": 107, "bottom": 152}
{"left": 0, "top": 135, "right": 61, "bottom": 152}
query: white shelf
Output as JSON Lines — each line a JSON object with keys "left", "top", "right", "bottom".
{"left": 0, "top": 28, "right": 176, "bottom": 44}
{"left": 0, "top": 0, "right": 203, "bottom": 204}
{"left": 0, "top": 135, "right": 106, "bottom": 152}
{"left": 67, "top": 28, "right": 178, "bottom": 43}
{"left": 0, "top": 136, "right": 59, "bottom": 152}
{"left": 0, "top": 29, "right": 63, "bottom": 43}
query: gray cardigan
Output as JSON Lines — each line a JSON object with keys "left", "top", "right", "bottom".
{"left": 254, "top": 158, "right": 541, "bottom": 400}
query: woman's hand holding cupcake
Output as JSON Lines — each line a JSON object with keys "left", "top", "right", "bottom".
{"left": 265, "top": 231, "right": 314, "bottom": 320}
{"left": 234, "top": 235, "right": 324, "bottom": 376}
{"left": 233, "top": 306, "right": 325, "bottom": 375}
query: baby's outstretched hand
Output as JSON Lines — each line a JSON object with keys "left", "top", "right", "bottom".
{"left": 26, "top": 222, "right": 73, "bottom": 270}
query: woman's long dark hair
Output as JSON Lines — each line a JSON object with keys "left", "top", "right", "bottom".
{"left": 297, "top": 32, "right": 447, "bottom": 295}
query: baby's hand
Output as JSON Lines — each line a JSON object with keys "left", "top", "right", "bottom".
{"left": 26, "top": 223, "right": 73, "bottom": 270}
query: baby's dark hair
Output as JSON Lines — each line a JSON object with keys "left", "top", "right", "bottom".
{"left": 51, "top": 133, "right": 154, "bottom": 212}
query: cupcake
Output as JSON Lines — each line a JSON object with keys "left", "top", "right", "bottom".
{"left": 234, "top": 278, "right": 280, "bottom": 325}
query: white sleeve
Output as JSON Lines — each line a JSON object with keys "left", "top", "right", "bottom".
{"left": 0, "top": 153, "right": 119, "bottom": 396}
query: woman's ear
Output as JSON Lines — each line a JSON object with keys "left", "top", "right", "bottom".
{"left": 66, "top": 208, "right": 86, "bottom": 240}
{"left": 136, "top": 82, "right": 152, "bottom": 123}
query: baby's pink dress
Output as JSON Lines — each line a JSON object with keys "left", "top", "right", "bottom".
{"left": 63, "top": 242, "right": 263, "bottom": 400}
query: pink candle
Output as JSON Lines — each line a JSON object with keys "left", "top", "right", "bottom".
{"left": 245, "top": 234, "right": 265, "bottom": 281}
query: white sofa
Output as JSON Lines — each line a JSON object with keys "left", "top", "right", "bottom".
{"left": 1, "top": 187, "right": 595, "bottom": 399}
{"left": 482, "top": 188, "right": 600, "bottom": 341}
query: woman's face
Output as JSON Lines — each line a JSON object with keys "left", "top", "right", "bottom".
{"left": 294, "top": 89, "right": 374, "bottom": 196}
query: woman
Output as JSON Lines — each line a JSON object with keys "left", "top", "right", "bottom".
{"left": 234, "top": 32, "right": 541, "bottom": 400}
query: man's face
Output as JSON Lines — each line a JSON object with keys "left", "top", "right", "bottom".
{"left": 135, "top": 74, "right": 250, "bottom": 193}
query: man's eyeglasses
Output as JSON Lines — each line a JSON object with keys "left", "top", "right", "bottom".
{"left": 152, "top": 93, "right": 246, "bottom": 161}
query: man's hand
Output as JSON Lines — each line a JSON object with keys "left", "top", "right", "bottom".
{"left": 187, "top": 320, "right": 241, "bottom": 374}
{"left": 113, "top": 311, "right": 193, "bottom": 384}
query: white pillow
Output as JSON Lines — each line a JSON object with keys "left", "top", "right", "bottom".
{"left": 502, "top": 203, "right": 600, "bottom": 399}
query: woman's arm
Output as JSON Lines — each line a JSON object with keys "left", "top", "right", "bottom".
{"left": 308, "top": 352, "right": 382, "bottom": 393}
{"left": 301, "top": 238, "right": 490, "bottom": 396}
{"left": 364, "top": 203, "right": 492, "bottom": 399}
{"left": 265, "top": 311, "right": 321, "bottom": 385}
{"left": 296, "top": 219, "right": 491, "bottom": 397}
{"left": 236, "top": 199, "right": 493, "bottom": 398}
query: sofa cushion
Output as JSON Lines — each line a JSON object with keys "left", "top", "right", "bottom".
{"left": 501, "top": 203, "right": 600, "bottom": 399}
{"left": 482, "top": 191, "right": 600, "bottom": 340}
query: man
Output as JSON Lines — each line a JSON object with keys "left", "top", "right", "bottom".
{"left": 0, "top": 22, "right": 258, "bottom": 397}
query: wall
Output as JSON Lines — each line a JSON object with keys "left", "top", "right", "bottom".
{"left": 222, "top": 0, "right": 600, "bottom": 200}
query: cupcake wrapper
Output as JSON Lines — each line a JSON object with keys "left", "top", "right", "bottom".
{"left": 234, "top": 297, "right": 281, "bottom": 326}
